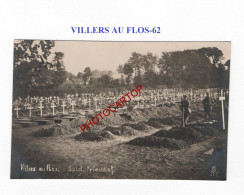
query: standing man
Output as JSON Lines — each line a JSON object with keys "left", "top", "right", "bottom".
{"left": 203, "top": 92, "right": 211, "bottom": 120}
{"left": 180, "top": 95, "right": 190, "bottom": 126}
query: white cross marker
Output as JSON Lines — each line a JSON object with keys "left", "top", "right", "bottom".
{"left": 219, "top": 90, "right": 226, "bottom": 130}
{"left": 61, "top": 101, "right": 66, "bottom": 114}
{"left": 57, "top": 97, "right": 60, "bottom": 106}
{"left": 88, "top": 98, "right": 91, "bottom": 108}
{"left": 94, "top": 97, "right": 97, "bottom": 110}
{"left": 71, "top": 101, "right": 76, "bottom": 112}
{"left": 24, "top": 102, "right": 28, "bottom": 110}
{"left": 51, "top": 101, "right": 56, "bottom": 115}
{"left": 39, "top": 101, "right": 44, "bottom": 117}
{"left": 14, "top": 104, "right": 21, "bottom": 118}
{"left": 27, "top": 103, "right": 33, "bottom": 117}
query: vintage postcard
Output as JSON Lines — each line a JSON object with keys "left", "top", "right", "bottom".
{"left": 11, "top": 41, "right": 230, "bottom": 179}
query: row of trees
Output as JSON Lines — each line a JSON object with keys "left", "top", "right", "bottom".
{"left": 13, "top": 40, "right": 230, "bottom": 98}
{"left": 117, "top": 48, "right": 230, "bottom": 89}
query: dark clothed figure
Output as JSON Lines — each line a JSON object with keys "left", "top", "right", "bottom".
{"left": 180, "top": 95, "right": 190, "bottom": 126}
{"left": 203, "top": 93, "right": 211, "bottom": 119}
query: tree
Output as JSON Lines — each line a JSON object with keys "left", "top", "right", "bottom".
{"left": 142, "top": 52, "right": 157, "bottom": 72}
{"left": 117, "top": 64, "right": 125, "bottom": 84}
{"left": 127, "top": 52, "right": 142, "bottom": 78}
{"left": 157, "top": 49, "right": 215, "bottom": 88}
{"left": 13, "top": 40, "right": 67, "bottom": 97}
{"left": 98, "top": 74, "right": 113, "bottom": 86}
{"left": 83, "top": 67, "right": 92, "bottom": 85}
{"left": 77, "top": 72, "right": 83, "bottom": 79}
{"left": 14, "top": 40, "right": 55, "bottom": 68}
{"left": 123, "top": 63, "right": 133, "bottom": 85}
{"left": 52, "top": 52, "right": 65, "bottom": 70}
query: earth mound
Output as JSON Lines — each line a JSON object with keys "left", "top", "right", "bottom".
{"left": 33, "top": 124, "right": 76, "bottom": 137}
{"left": 148, "top": 117, "right": 180, "bottom": 126}
{"left": 153, "top": 126, "right": 204, "bottom": 144}
{"left": 104, "top": 126, "right": 139, "bottom": 136}
{"left": 122, "top": 122, "right": 154, "bottom": 131}
{"left": 75, "top": 130, "right": 115, "bottom": 141}
{"left": 128, "top": 136, "right": 186, "bottom": 150}
{"left": 146, "top": 120, "right": 165, "bottom": 128}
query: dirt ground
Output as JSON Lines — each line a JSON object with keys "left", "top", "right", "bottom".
{"left": 11, "top": 101, "right": 228, "bottom": 180}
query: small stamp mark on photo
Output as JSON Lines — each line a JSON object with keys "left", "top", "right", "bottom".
{"left": 210, "top": 166, "right": 219, "bottom": 177}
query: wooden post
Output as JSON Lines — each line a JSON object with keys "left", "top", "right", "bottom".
{"left": 51, "top": 101, "right": 56, "bottom": 116}
{"left": 24, "top": 102, "right": 28, "bottom": 110}
{"left": 14, "top": 104, "right": 21, "bottom": 118}
{"left": 219, "top": 90, "right": 226, "bottom": 130}
{"left": 39, "top": 101, "right": 44, "bottom": 117}
{"left": 182, "top": 107, "right": 185, "bottom": 127}
{"left": 94, "top": 97, "right": 97, "bottom": 110}
{"left": 62, "top": 101, "right": 66, "bottom": 114}
{"left": 27, "top": 103, "right": 33, "bottom": 118}
{"left": 71, "top": 101, "right": 76, "bottom": 112}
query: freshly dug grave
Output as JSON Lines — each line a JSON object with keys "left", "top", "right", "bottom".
{"left": 122, "top": 122, "right": 154, "bottom": 132}
{"left": 128, "top": 136, "right": 187, "bottom": 150}
{"left": 75, "top": 130, "right": 115, "bottom": 141}
{"left": 104, "top": 126, "right": 139, "bottom": 136}
{"left": 148, "top": 117, "right": 180, "bottom": 126}
{"left": 33, "top": 124, "right": 77, "bottom": 137}
{"left": 153, "top": 126, "right": 204, "bottom": 144}
{"left": 188, "top": 123, "right": 220, "bottom": 136}
{"left": 146, "top": 120, "right": 166, "bottom": 128}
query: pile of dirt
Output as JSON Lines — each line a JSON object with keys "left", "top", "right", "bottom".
{"left": 75, "top": 130, "right": 115, "bottom": 141}
{"left": 122, "top": 122, "right": 154, "bottom": 132}
{"left": 33, "top": 124, "right": 77, "bottom": 137}
{"left": 148, "top": 117, "right": 180, "bottom": 126}
{"left": 104, "top": 126, "right": 139, "bottom": 136}
{"left": 188, "top": 124, "right": 219, "bottom": 136}
{"left": 128, "top": 136, "right": 186, "bottom": 150}
{"left": 146, "top": 120, "right": 165, "bottom": 128}
{"left": 153, "top": 126, "right": 204, "bottom": 144}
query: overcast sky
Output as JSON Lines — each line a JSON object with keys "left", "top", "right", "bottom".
{"left": 51, "top": 41, "right": 231, "bottom": 75}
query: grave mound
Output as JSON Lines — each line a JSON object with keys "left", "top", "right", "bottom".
{"left": 153, "top": 126, "right": 204, "bottom": 144}
{"left": 188, "top": 124, "right": 220, "bottom": 136}
{"left": 75, "top": 130, "right": 115, "bottom": 141}
{"left": 128, "top": 136, "right": 186, "bottom": 150}
{"left": 122, "top": 122, "right": 153, "bottom": 132}
{"left": 148, "top": 117, "right": 180, "bottom": 126}
{"left": 33, "top": 124, "right": 76, "bottom": 137}
{"left": 105, "top": 126, "right": 139, "bottom": 136}
{"left": 146, "top": 120, "right": 165, "bottom": 128}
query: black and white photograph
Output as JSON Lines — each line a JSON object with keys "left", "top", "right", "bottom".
{"left": 11, "top": 41, "right": 230, "bottom": 180}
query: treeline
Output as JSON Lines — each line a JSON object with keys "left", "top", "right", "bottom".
{"left": 13, "top": 40, "right": 230, "bottom": 98}
{"left": 116, "top": 49, "right": 230, "bottom": 89}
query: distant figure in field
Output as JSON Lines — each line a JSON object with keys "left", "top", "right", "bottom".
{"left": 203, "top": 92, "right": 211, "bottom": 119}
{"left": 180, "top": 95, "right": 190, "bottom": 126}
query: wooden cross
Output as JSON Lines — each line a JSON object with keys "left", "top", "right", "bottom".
{"left": 14, "top": 104, "right": 21, "bottom": 118}
{"left": 219, "top": 90, "right": 226, "bottom": 130}
{"left": 94, "top": 97, "right": 97, "bottom": 110}
{"left": 27, "top": 103, "right": 33, "bottom": 118}
{"left": 39, "top": 101, "right": 44, "bottom": 117}
{"left": 88, "top": 98, "right": 91, "bottom": 108}
{"left": 61, "top": 101, "right": 66, "bottom": 114}
{"left": 51, "top": 101, "right": 56, "bottom": 115}
{"left": 56, "top": 96, "right": 60, "bottom": 106}
{"left": 24, "top": 102, "right": 28, "bottom": 110}
{"left": 18, "top": 97, "right": 22, "bottom": 103}
{"left": 71, "top": 100, "right": 76, "bottom": 112}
